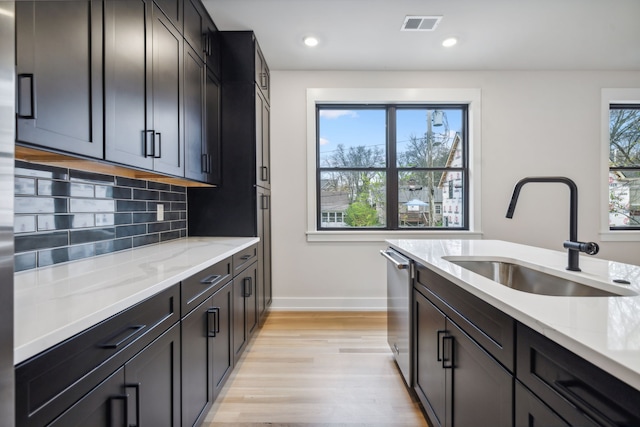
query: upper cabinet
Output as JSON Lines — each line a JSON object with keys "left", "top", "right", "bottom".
{"left": 153, "top": 0, "right": 183, "bottom": 33}
{"left": 104, "top": 0, "right": 184, "bottom": 177}
{"left": 15, "top": 1, "right": 104, "bottom": 159}
{"left": 254, "top": 47, "right": 270, "bottom": 102}
{"left": 184, "top": 0, "right": 221, "bottom": 78}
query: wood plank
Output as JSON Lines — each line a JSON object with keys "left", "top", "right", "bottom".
{"left": 204, "top": 311, "right": 427, "bottom": 426}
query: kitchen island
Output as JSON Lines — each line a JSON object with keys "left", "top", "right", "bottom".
{"left": 387, "top": 239, "right": 640, "bottom": 427}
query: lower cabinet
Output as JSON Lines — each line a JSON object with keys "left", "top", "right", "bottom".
{"left": 414, "top": 289, "right": 512, "bottom": 427}
{"left": 515, "top": 381, "right": 570, "bottom": 427}
{"left": 181, "top": 281, "right": 233, "bottom": 427}
{"left": 233, "top": 261, "right": 258, "bottom": 363}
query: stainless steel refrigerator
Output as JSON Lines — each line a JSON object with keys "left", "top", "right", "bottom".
{"left": 0, "top": 2, "right": 15, "bottom": 426}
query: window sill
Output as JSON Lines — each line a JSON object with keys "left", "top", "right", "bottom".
{"left": 599, "top": 230, "right": 640, "bottom": 242}
{"left": 306, "top": 230, "right": 483, "bottom": 243}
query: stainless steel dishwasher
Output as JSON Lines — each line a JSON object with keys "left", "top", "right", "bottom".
{"left": 381, "top": 247, "right": 413, "bottom": 386}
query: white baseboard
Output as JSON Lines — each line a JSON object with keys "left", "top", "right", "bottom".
{"left": 269, "top": 297, "right": 387, "bottom": 311}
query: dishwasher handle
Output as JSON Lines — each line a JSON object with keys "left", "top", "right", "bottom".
{"left": 380, "top": 250, "right": 410, "bottom": 270}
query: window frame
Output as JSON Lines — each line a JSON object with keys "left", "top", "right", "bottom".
{"left": 600, "top": 89, "right": 640, "bottom": 242}
{"left": 306, "top": 88, "right": 483, "bottom": 242}
{"left": 316, "top": 103, "right": 469, "bottom": 231}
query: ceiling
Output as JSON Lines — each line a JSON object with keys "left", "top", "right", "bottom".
{"left": 202, "top": 0, "right": 640, "bottom": 71}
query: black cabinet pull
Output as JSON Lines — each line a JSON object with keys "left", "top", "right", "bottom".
{"left": 442, "top": 336, "right": 454, "bottom": 369}
{"left": 144, "top": 130, "right": 155, "bottom": 157}
{"left": 437, "top": 330, "right": 447, "bottom": 362}
{"left": 124, "top": 383, "right": 140, "bottom": 427}
{"left": 109, "top": 394, "right": 128, "bottom": 427}
{"left": 261, "top": 194, "right": 270, "bottom": 210}
{"left": 17, "top": 73, "right": 35, "bottom": 119}
{"left": 154, "top": 132, "right": 162, "bottom": 158}
{"left": 260, "top": 72, "right": 268, "bottom": 90}
{"left": 207, "top": 307, "right": 220, "bottom": 337}
{"left": 100, "top": 325, "right": 146, "bottom": 349}
{"left": 200, "top": 274, "right": 221, "bottom": 285}
{"left": 240, "top": 254, "right": 251, "bottom": 261}
{"left": 260, "top": 165, "right": 269, "bottom": 182}
{"left": 243, "top": 277, "right": 253, "bottom": 297}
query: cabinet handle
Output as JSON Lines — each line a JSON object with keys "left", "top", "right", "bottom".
{"left": 17, "top": 73, "right": 36, "bottom": 119}
{"left": 154, "top": 132, "right": 162, "bottom": 158}
{"left": 200, "top": 274, "right": 221, "bottom": 285}
{"left": 100, "top": 325, "right": 146, "bottom": 349}
{"left": 442, "top": 335, "right": 454, "bottom": 369}
{"left": 240, "top": 254, "right": 252, "bottom": 261}
{"left": 109, "top": 394, "right": 128, "bottom": 427}
{"left": 260, "top": 72, "right": 268, "bottom": 90}
{"left": 260, "top": 165, "right": 269, "bottom": 182}
{"left": 201, "top": 154, "right": 208, "bottom": 173}
{"left": 144, "top": 130, "right": 155, "bottom": 157}
{"left": 437, "top": 330, "right": 447, "bottom": 362}
{"left": 207, "top": 307, "right": 220, "bottom": 337}
{"left": 124, "top": 383, "right": 140, "bottom": 427}
{"left": 243, "top": 276, "right": 253, "bottom": 297}
{"left": 260, "top": 194, "right": 270, "bottom": 210}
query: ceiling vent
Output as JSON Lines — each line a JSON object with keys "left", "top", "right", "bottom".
{"left": 401, "top": 15, "right": 443, "bottom": 31}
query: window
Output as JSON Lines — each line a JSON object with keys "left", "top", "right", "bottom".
{"left": 609, "top": 104, "right": 640, "bottom": 230}
{"left": 316, "top": 104, "right": 468, "bottom": 231}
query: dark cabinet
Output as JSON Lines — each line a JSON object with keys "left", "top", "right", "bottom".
{"left": 516, "top": 322, "right": 640, "bottom": 427}
{"left": 15, "top": 1, "right": 104, "bottom": 159}
{"left": 104, "top": 0, "right": 184, "bottom": 177}
{"left": 184, "top": 44, "right": 221, "bottom": 185}
{"left": 188, "top": 31, "right": 272, "bottom": 324}
{"left": 16, "top": 284, "right": 180, "bottom": 427}
{"left": 184, "top": 0, "right": 220, "bottom": 76}
{"left": 233, "top": 261, "right": 258, "bottom": 363}
{"left": 515, "top": 381, "right": 570, "bottom": 427}
{"left": 257, "top": 187, "right": 272, "bottom": 317}
{"left": 124, "top": 323, "right": 181, "bottom": 426}
{"left": 181, "top": 281, "right": 233, "bottom": 427}
{"left": 414, "top": 287, "right": 513, "bottom": 427}
{"left": 153, "top": 0, "right": 182, "bottom": 32}
{"left": 254, "top": 43, "right": 270, "bottom": 102}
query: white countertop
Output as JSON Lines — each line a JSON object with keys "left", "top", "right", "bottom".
{"left": 14, "top": 236, "right": 259, "bottom": 364}
{"left": 387, "top": 239, "right": 640, "bottom": 391}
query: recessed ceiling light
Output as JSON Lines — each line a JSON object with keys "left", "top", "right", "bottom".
{"left": 442, "top": 37, "right": 458, "bottom": 47}
{"left": 303, "top": 36, "right": 319, "bottom": 47}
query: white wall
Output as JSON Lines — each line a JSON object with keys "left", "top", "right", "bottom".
{"left": 269, "top": 71, "right": 640, "bottom": 311}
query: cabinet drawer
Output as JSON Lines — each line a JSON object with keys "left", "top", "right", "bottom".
{"left": 233, "top": 244, "right": 258, "bottom": 275}
{"left": 181, "top": 256, "right": 232, "bottom": 316}
{"left": 516, "top": 323, "right": 640, "bottom": 427}
{"left": 415, "top": 263, "right": 515, "bottom": 372}
{"left": 16, "top": 284, "right": 180, "bottom": 427}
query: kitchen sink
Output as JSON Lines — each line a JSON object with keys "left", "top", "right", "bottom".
{"left": 444, "top": 258, "right": 637, "bottom": 297}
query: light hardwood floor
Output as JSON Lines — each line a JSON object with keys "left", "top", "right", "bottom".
{"left": 203, "top": 311, "right": 428, "bottom": 427}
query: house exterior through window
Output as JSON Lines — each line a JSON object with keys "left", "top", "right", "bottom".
{"left": 316, "top": 104, "right": 468, "bottom": 230}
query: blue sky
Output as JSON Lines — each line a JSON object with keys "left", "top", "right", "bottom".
{"left": 318, "top": 108, "right": 463, "bottom": 165}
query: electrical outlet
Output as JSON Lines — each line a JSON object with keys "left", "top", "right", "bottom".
{"left": 157, "top": 204, "right": 164, "bottom": 221}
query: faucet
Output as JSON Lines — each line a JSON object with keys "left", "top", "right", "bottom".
{"left": 505, "top": 176, "right": 599, "bottom": 272}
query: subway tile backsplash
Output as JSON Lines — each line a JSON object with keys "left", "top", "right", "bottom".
{"left": 14, "top": 161, "right": 188, "bottom": 272}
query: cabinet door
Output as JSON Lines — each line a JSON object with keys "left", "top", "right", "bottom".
{"left": 150, "top": 5, "right": 184, "bottom": 176}
{"left": 204, "top": 67, "right": 222, "bottom": 185}
{"left": 211, "top": 282, "right": 234, "bottom": 400}
{"left": 15, "top": 1, "right": 103, "bottom": 158}
{"left": 449, "top": 320, "right": 512, "bottom": 427}
{"left": 257, "top": 187, "right": 272, "bottom": 322}
{"left": 184, "top": 45, "right": 206, "bottom": 183}
{"left": 515, "top": 381, "right": 570, "bottom": 427}
{"left": 181, "top": 298, "right": 213, "bottom": 427}
{"left": 152, "top": 0, "right": 182, "bottom": 32}
{"left": 255, "top": 88, "right": 270, "bottom": 189}
{"left": 104, "top": 0, "right": 153, "bottom": 170}
{"left": 254, "top": 46, "right": 269, "bottom": 101}
{"left": 48, "top": 367, "right": 126, "bottom": 427}
{"left": 125, "top": 323, "right": 181, "bottom": 427}
{"left": 414, "top": 289, "right": 448, "bottom": 427}
{"left": 233, "top": 263, "right": 258, "bottom": 363}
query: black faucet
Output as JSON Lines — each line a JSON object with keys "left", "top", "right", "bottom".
{"left": 505, "top": 176, "right": 599, "bottom": 272}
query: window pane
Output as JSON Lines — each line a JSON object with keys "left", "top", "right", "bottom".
{"left": 398, "top": 170, "right": 464, "bottom": 228}
{"left": 319, "top": 170, "right": 386, "bottom": 228}
{"left": 609, "top": 170, "right": 640, "bottom": 228}
{"left": 397, "top": 108, "right": 464, "bottom": 168}
{"left": 610, "top": 107, "right": 640, "bottom": 168}
{"left": 318, "top": 108, "right": 386, "bottom": 168}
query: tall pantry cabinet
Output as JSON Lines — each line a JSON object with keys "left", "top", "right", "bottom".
{"left": 188, "top": 31, "right": 272, "bottom": 324}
